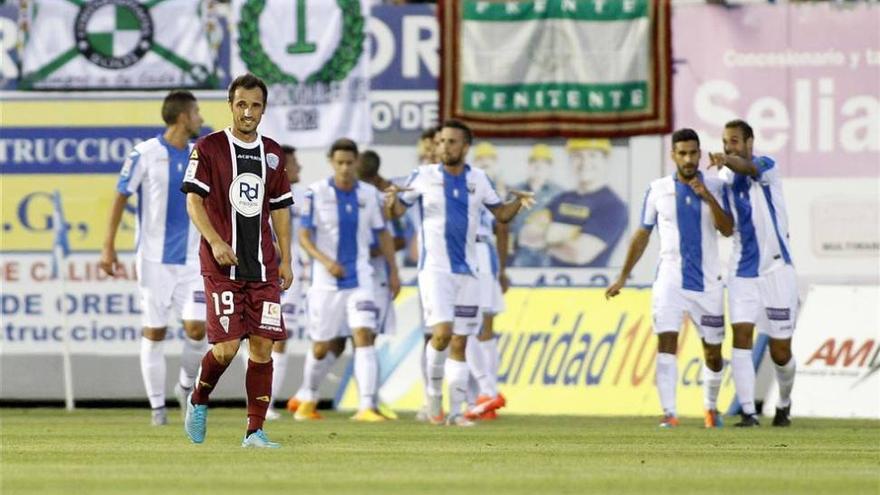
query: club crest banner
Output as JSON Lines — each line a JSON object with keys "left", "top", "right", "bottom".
{"left": 439, "top": 0, "right": 672, "bottom": 138}
{"left": 231, "top": 0, "right": 372, "bottom": 147}
{"left": 19, "top": 0, "right": 218, "bottom": 89}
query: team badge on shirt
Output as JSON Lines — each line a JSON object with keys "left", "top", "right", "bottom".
{"left": 219, "top": 316, "right": 230, "bottom": 333}
{"left": 266, "top": 153, "right": 280, "bottom": 170}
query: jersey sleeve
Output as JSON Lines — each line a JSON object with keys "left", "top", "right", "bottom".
{"left": 639, "top": 185, "right": 658, "bottom": 230}
{"left": 116, "top": 148, "right": 146, "bottom": 197}
{"left": 181, "top": 140, "right": 212, "bottom": 197}
{"left": 267, "top": 149, "right": 293, "bottom": 210}
{"left": 398, "top": 169, "right": 422, "bottom": 207}
{"left": 370, "top": 190, "right": 387, "bottom": 232}
{"left": 705, "top": 178, "right": 729, "bottom": 212}
{"left": 755, "top": 156, "right": 780, "bottom": 186}
{"left": 717, "top": 167, "right": 735, "bottom": 186}
{"left": 480, "top": 173, "right": 502, "bottom": 208}
{"left": 300, "top": 188, "right": 316, "bottom": 229}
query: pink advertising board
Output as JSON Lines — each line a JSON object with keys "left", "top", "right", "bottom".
{"left": 673, "top": 3, "right": 879, "bottom": 177}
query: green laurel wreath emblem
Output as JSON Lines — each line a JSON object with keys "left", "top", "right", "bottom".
{"left": 237, "top": 0, "right": 364, "bottom": 85}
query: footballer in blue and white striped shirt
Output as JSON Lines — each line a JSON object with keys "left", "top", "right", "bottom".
{"left": 386, "top": 119, "right": 535, "bottom": 426}
{"left": 99, "top": 90, "right": 209, "bottom": 426}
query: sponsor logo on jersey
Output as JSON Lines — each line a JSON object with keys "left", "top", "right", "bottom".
{"left": 229, "top": 172, "right": 264, "bottom": 217}
{"left": 184, "top": 159, "right": 198, "bottom": 181}
{"left": 119, "top": 151, "right": 139, "bottom": 177}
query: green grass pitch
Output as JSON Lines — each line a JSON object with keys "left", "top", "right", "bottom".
{"left": 2, "top": 408, "right": 878, "bottom": 494}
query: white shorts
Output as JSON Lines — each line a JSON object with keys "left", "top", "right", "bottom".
{"left": 417, "top": 270, "right": 481, "bottom": 336}
{"left": 306, "top": 284, "right": 377, "bottom": 342}
{"left": 372, "top": 279, "right": 396, "bottom": 336}
{"left": 728, "top": 264, "right": 798, "bottom": 339}
{"left": 476, "top": 241, "right": 505, "bottom": 315}
{"left": 652, "top": 279, "right": 725, "bottom": 345}
{"left": 136, "top": 258, "right": 205, "bottom": 328}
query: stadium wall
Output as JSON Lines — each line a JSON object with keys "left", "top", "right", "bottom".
{"left": 1, "top": 3, "right": 878, "bottom": 417}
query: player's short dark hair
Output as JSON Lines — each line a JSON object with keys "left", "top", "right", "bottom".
{"left": 420, "top": 126, "right": 439, "bottom": 140}
{"left": 671, "top": 128, "right": 700, "bottom": 147}
{"left": 358, "top": 150, "right": 381, "bottom": 179}
{"left": 328, "top": 138, "right": 359, "bottom": 158}
{"left": 724, "top": 119, "right": 754, "bottom": 140}
{"left": 228, "top": 73, "right": 268, "bottom": 105}
{"left": 161, "top": 90, "right": 197, "bottom": 125}
{"left": 441, "top": 119, "right": 473, "bottom": 145}
{"left": 281, "top": 145, "right": 296, "bottom": 155}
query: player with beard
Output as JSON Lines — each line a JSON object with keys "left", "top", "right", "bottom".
{"left": 606, "top": 128, "right": 733, "bottom": 428}
{"left": 181, "top": 74, "right": 293, "bottom": 448}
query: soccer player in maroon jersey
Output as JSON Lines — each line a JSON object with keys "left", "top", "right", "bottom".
{"left": 180, "top": 74, "right": 294, "bottom": 448}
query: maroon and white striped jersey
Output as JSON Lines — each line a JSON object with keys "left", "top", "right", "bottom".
{"left": 182, "top": 128, "right": 293, "bottom": 282}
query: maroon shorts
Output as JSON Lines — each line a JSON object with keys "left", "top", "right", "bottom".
{"left": 203, "top": 276, "right": 286, "bottom": 344}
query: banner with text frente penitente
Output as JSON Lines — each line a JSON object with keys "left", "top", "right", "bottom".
{"left": 19, "top": 0, "right": 218, "bottom": 89}
{"left": 231, "top": 0, "right": 372, "bottom": 147}
{"left": 439, "top": 0, "right": 672, "bottom": 138}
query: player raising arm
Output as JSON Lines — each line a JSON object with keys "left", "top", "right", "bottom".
{"left": 606, "top": 128, "right": 733, "bottom": 429}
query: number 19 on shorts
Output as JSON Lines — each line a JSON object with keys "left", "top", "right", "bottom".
{"left": 212, "top": 291, "right": 234, "bottom": 315}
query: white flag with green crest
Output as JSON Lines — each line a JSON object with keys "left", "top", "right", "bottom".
{"left": 20, "top": 0, "right": 217, "bottom": 89}
{"left": 231, "top": 0, "right": 372, "bottom": 147}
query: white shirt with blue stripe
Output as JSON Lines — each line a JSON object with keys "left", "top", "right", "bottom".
{"left": 301, "top": 178, "right": 386, "bottom": 290}
{"left": 399, "top": 164, "right": 502, "bottom": 275}
{"left": 640, "top": 173, "right": 728, "bottom": 292}
{"left": 718, "top": 156, "right": 793, "bottom": 278}
{"left": 477, "top": 207, "right": 501, "bottom": 277}
{"left": 289, "top": 184, "right": 308, "bottom": 272}
{"left": 116, "top": 135, "right": 199, "bottom": 266}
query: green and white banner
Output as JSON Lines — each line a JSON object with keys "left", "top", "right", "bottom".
{"left": 439, "top": 0, "right": 672, "bottom": 138}
{"left": 232, "top": 0, "right": 372, "bottom": 147}
{"left": 19, "top": 0, "right": 217, "bottom": 90}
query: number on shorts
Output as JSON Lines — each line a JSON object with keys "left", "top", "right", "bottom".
{"left": 212, "top": 291, "right": 234, "bottom": 315}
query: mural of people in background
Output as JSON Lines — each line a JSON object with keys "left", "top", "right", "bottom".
{"left": 509, "top": 144, "right": 563, "bottom": 267}
{"left": 472, "top": 141, "right": 508, "bottom": 200}
{"left": 517, "top": 139, "right": 627, "bottom": 268}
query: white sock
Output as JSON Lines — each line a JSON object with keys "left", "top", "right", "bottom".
{"left": 303, "top": 351, "right": 336, "bottom": 402}
{"left": 374, "top": 338, "right": 384, "bottom": 404}
{"left": 420, "top": 338, "right": 429, "bottom": 404}
{"left": 425, "top": 343, "right": 448, "bottom": 397}
{"left": 775, "top": 357, "right": 796, "bottom": 409}
{"left": 656, "top": 352, "right": 677, "bottom": 417}
{"left": 178, "top": 336, "right": 206, "bottom": 389}
{"left": 479, "top": 338, "right": 499, "bottom": 397}
{"left": 465, "top": 336, "right": 492, "bottom": 397}
{"left": 466, "top": 373, "right": 479, "bottom": 408}
{"left": 140, "top": 337, "right": 166, "bottom": 409}
{"left": 294, "top": 350, "right": 316, "bottom": 401}
{"left": 354, "top": 346, "right": 378, "bottom": 411}
{"left": 732, "top": 348, "right": 757, "bottom": 415}
{"left": 312, "top": 352, "right": 337, "bottom": 402}
{"left": 445, "top": 358, "right": 470, "bottom": 416}
{"left": 239, "top": 344, "right": 250, "bottom": 366}
{"left": 702, "top": 364, "right": 724, "bottom": 410}
{"left": 270, "top": 350, "right": 289, "bottom": 404}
